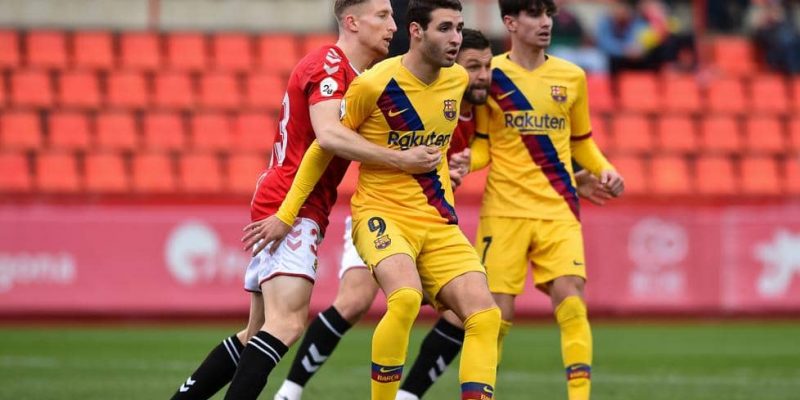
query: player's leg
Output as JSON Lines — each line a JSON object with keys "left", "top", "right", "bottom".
{"left": 491, "top": 293, "right": 515, "bottom": 364}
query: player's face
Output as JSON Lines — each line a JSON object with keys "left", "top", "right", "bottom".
{"left": 457, "top": 47, "right": 492, "bottom": 105}
{"left": 355, "top": 0, "right": 397, "bottom": 56}
{"left": 420, "top": 8, "right": 464, "bottom": 67}
{"left": 511, "top": 9, "right": 553, "bottom": 49}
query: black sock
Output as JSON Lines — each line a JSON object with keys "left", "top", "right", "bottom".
{"left": 170, "top": 334, "right": 244, "bottom": 400}
{"left": 285, "top": 306, "right": 353, "bottom": 386}
{"left": 400, "top": 317, "right": 465, "bottom": 397}
{"left": 223, "top": 331, "right": 289, "bottom": 400}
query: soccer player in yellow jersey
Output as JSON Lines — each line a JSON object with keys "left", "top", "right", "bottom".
{"left": 466, "top": 1, "right": 625, "bottom": 400}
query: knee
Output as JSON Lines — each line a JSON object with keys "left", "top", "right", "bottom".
{"left": 464, "top": 306, "right": 501, "bottom": 333}
{"left": 263, "top": 313, "right": 307, "bottom": 346}
{"left": 386, "top": 287, "right": 423, "bottom": 324}
{"left": 333, "top": 293, "right": 374, "bottom": 324}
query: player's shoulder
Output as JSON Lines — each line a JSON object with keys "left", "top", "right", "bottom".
{"left": 441, "top": 62, "right": 468, "bottom": 81}
{"left": 357, "top": 55, "right": 402, "bottom": 82}
{"left": 544, "top": 55, "right": 587, "bottom": 79}
{"left": 294, "top": 45, "right": 349, "bottom": 79}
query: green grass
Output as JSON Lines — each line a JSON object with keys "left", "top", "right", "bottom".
{"left": 1, "top": 321, "right": 799, "bottom": 399}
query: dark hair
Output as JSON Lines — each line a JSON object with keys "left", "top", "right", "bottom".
{"left": 334, "top": 0, "right": 371, "bottom": 22}
{"left": 407, "top": 0, "right": 462, "bottom": 30}
{"left": 498, "top": 0, "right": 557, "bottom": 18}
{"left": 460, "top": 28, "right": 490, "bottom": 52}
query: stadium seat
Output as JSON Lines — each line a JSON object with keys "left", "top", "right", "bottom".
{"left": 143, "top": 112, "right": 186, "bottom": 150}
{"left": 198, "top": 72, "right": 241, "bottom": 109}
{"left": 712, "top": 36, "right": 756, "bottom": 76}
{"left": 166, "top": 32, "right": 208, "bottom": 71}
{"left": 179, "top": 152, "right": 223, "bottom": 193}
{"left": 11, "top": 70, "right": 53, "bottom": 107}
{"left": 245, "top": 72, "right": 285, "bottom": 110}
{"left": 212, "top": 33, "right": 253, "bottom": 72}
{"left": 605, "top": 154, "right": 646, "bottom": 195}
{"left": 0, "top": 73, "right": 6, "bottom": 106}
{"left": 749, "top": 75, "right": 788, "bottom": 115}
{"left": 302, "top": 33, "right": 337, "bottom": 56}
{"left": 85, "top": 151, "right": 129, "bottom": 193}
{"left": 35, "top": 151, "right": 81, "bottom": 192}
{"left": 650, "top": 155, "right": 691, "bottom": 195}
{"left": 191, "top": 112, "right": 233, "bottom": 151}
{"left": 0, "top": 30, "right": 20, "bottom": 68}
{"left": 793, "top": 77, "right": 800, "bottom": 113}
{"left": 257, "top": 34, "right": 299, "bottom": 74}
{"left": 740, "top": 155, "right": 781, "bottom": 195}
{"left": 107, "top": 70, "right": 149, "bottom": 109}
{"left": 153, "top": 71, "right": 195, "bottom": 109}
{"left": 618, "top": 72, "right": 660, "bottom": 113}
{"left": 48, "top": 110, "right": 91, "bottom": 150}
{"left": 337, "top": 161, "right": 361, "bottom": 197}
{"left": 26, "top": 30, "right": 67, "bottom": 69}
{"left": 655, "top": 115, "right": 696, "bottom": 154}
{"left": 707, "top": 77, "right": 746, "bottom": 114}
{"left": 610, "top": 114, "right": 653, "bottom": 154}
{"left": 744, "top": 115, "right": 784, "bottom": 154}
{"left": 96, "top": 111, "right": 139, "bottom": 151}
{"left": 1, "top": 110, "right": 42, "bottom": 150}
{"left": 120, "top": 32, "right": 161, "bottom": 70}
{"left": 234, "top": 112, "right": 276, "bottom": 152}
{"left": 695, "top": 155, "right": 737, "bottom": 195}
{"left": 789, "top": 117, "right": 800, "bottom": 152}
{"left": 73, "top": 31, "right": 114, "bottom": 70}
{"left": 785, "top": 157, "right": 800, "bottom": 195}
{"left": 58, "top": 70, "right": 101, "bottom": 109}
{"left": 0, "top": 151, "right": 31, "bottom": 192}
{"left": 699, "top": 115, "right": 742, "bottom": 154}
{"left": 132, "top": 152, "right": 175, "bottom": 193}
{"left": 227, "top": 152, "right": 266, "bottom": 194}
{"left": 662, "top": 73, "right": 702, "bottom": 114}
{"left": 586, "top": 74, "right": 614, "bottom": 113}
{"left": 589, "top": 113, "right": 610, "bottom": 152}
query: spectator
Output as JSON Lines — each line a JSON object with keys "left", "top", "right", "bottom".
{"left": 549, "top": 0, "right": 610, "bottom": 73}
{"left": 749, "top": 0, "right": 800, "bottom": 74}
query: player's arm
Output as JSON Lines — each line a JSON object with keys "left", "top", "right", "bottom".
{"left": 468, "top": 104, "right": 492, "bottom": 171}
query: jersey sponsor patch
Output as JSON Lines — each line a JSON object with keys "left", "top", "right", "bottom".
{"left": 320, "top": 77, "right": 338, "bottom": 97}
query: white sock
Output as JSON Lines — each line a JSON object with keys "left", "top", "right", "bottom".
{"left": 274, "top": 380, "right": 304, "bottom": 400}
{"left": 395, "top": 389, "right": 421, "bottom": 400}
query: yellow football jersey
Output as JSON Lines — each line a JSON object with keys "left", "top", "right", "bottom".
{"left": 474, "top": 54, "right": 612, "bottom": 222}
{"left": 341, "top": 56, "right": 468, "bottom": 225}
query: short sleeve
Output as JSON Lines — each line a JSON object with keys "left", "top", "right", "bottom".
{"left": 307, "top": 48, "right": 350, "bottom": 106}
{"left": 340, "top": 77, "right": 375, "bottom": 131}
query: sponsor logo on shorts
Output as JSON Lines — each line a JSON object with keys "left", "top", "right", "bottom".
{"left": 573, "top": 260, "right": 584, "bottom": 266}
{"left": 374, "top": 234, "right": 392, "bottom": 250}
{"left": 371, "top": 363, "right": 403, "bottom": 383}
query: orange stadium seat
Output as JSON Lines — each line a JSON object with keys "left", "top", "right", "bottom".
{"left": 0, "top": 151, "right": 31, "bottom": 192}
{"left": 48, "top": 111, "right": 91, "bottom": 150}
{"left": 707, "top": 77, "right": 746, "bottom": 114}
{"left": 179, "top": 152, "right": 223, "bottom": 193}
{"left": 234, "top": 112, "right": 276, "bottom": 152}
{"left": 740, "top": 155, "right": 781, "bottom": 195}
{"left": 712, "top": 36, "right": 756, "bottom": 76}
{"left": 191, "top": 112, "right": 232, "bottom": 151}
{"left": 744, "top": 115, "right": 784, "bottom": 154}
{"left": 0, "top": 30, "right": 20, "bottom": 68}
{"left": 96, "top": 111, "right": 139, "bottom": 151}
{"left": 618, "top": 72, "right": 660, "bottom": 113}
{"left": 144, "top": 112, "right": 185, "bottom": 151}
{"left": 610, "top": 114, "right": 653, "bottom": 154}
{"left": 586, "top": 74, "right": 614, "bottom": 113}
{"left": 166, "top": 33, "right": 208, "bottom": 71}
{"left": 699, "top": 115, "right": 741, "bottom": 154}
{"left": 107, "top": 70, "right": 149, "bottom": 109}
{"left": 750, "top": 75, "right": 789, "bottom": 114}
{"left": 199, "top": 72, "right": 241, "bottom": 109}
{"left": 650, "top": 155, "right": 691, "bottom": 195}
{"left": 606, "top": 154, "right": 646, "bottom": 195}
{"left": 302, "top": 33, "right": 337, "bottom": 56}
{"left": 132, "top": 152, "right": 175, "bottom": 193}
{"left": 662, "top": 73, "right": 702, "bottom": 114}
{"left": 696, "top": 155, "right": 737, "bottom": 195}
{"left": 227, "top": 152, "right": 266, "bottom": 194}
{"left": 589, "top": 113, "right": 610, "bottom": 152}
{"left": 153, "top": 71, "right": 195, "bottom": 109}
{"left": 245, "top": 72, "right": 285, "bottom": 110}
{"left": 35, "top": 151, "right": 80, "bottom": 192}
{"left": 26, "top": 31, "right": 67, "bottom": 69}
{"left": 11, "top": 70, "right": 53, "bottom": 107}
{"left": 58, "top": 70, "right": 101, "bottom": 109}
{"left": 789, "top": 117, "right": 800, "bottom": 152}
{"left": 120, "top": 32, "right": 161, "bottom": 70}
{"left": 73, "top": 31, "right": 114, "bottom": 70}
{"left": 1, "top": 110, "right": 42, "bottom": 150}
{"left": 258, "top": 34, "right": 299, "bottom": 74}
{"left": 212, "top": 33, "right": 253, "bottom": 72}
{"left": 655, "top": 115, "right": 696, "bottom": 154}
{"left": 785, "top": 157, "right": 800, "bottom": 195}
{"left": 85, "top": 151, "right": 129, "bottom": 193}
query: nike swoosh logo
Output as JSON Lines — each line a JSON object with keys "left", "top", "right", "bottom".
{"left": 387, "top": 108, "right": 408, "bottom": 117}
{"left": 483, "top": 386, "right": 494, "bottom": 394}
{"left": 497, "top": 90, "right": 516, "bottom": 100}
{"left": 573, "top": 260, "right": 584, "bottom": 266}
{"left": 379, "top": 366, "right": 402, "bottom": 373}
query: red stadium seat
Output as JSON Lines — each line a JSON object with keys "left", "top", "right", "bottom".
{"left": 610, "top": 114, "right": 653, "bottom": 154}
{"left": 48, "top": 111, "right": 91, "bottom": 150}
{"left": 655, "top": 115, "right": 696, "bottom": 154}
{"left": 26, "top": 31, "right": 67, "bottom": 69}
{"left": 589, "top": 113, "right": 610, "bottom": 152}
{"left": 744, "top": 116, "right": 784, "bottom": 154}
{"left": 258, "top": 34, "right": 299, "bottom": 73}
{"left": 11, "top": 70, "right": 53, "bottom": 107}
{"left": 212, "top": 33, "right": 253, "bottom": 72}
{"left": 73, "top": 31, "right": 114, "bottom": 70}
{"left": 0, "top": 30, "right": 20, "bottom": 68}
{"left": 707, "top": 77, "right": 746, "bottom": 114}
{"left": 606, "top": 154, "right": 646, "bottom": 195}
{"left": 144, "top": 112, "right": 186, "bottom": 151}
{"left": 245, "top": 72, "right": 285, "bottom": 110}
{"left": 650, "top": 155, "right": 691, "bottom": 195}
{"left": 85, "top": 151, "right": 129, "bottom": 193}
{"left": 0, "top": 73, "right": 6, "bottom": 106}
{"left": 179, "top": 152, "right": 223, "bottom": 193}
{"left": 749, "top": 75, "right": 789, "bottom": 115}
{"left": 586, "top": 74, "right": 614, "bottom": 113}
{"left": 618, "top": 72, "right": 660, "bottom": 113}
{"left": 662, "top": 73, "right": 702, "bottom": 114}
{"left": 132, "top": 152, "right": 175, "bottom": 193}
{"left": 120, "top": 32, "right": 161, "bottom": 70}
{"left": 107, "top": 70, "right": 149, "bottom": 109}
{"left": 227, "top": 152, "right": 266, "bottom": 194}
{"left": 712, "top": 36, "right": 756, "bottom": 76}
{"left": 696, "top": 155, "right": 737, "bottom": 195}
{"left": 740, "top": 155, "right": 781, "bottom": 195}
{"left": 793, "top": 77, "right": 800, "bottom": 113}
{"left": 58, "top": 70, "right": 101, "bottom": 109}
{"left": 35, "top": 151, "right": 80, "bottom": 192}
{"left": 199, "top": 72, "right": 241, "bottom": 110}
{"left": 1, "top": 110, "right": 42, "bottom": 150}
{"left": 0, "top": 151, "right": 31, "bottom": 192}
{"left": 166, "top": 33, "right": 208, "bottom": 71}
{"left": 699, "top": 115, "right": 741, "bottom": 154}
{"left": 153, "top": 71, "right": 194, "bottom": 109}
{"left": 191, "top": 112, "right": 232, "bottom": 151}
{"left": 785, "top": 157, "right": 800, "bottom": 195}
{"left": 337, "top": 162, "right": 361, "bottom": 197}
{"left": 234, "top": 112, "right": 276, "bottom": 152}
{"left": 789, "top": 117, "right": 800, "bottom": 152}
{"left": 302, "top": 33, "right": 337, "bottom": 56}
{"left": 96, "top": 111, "right": 139, "bottom": 151}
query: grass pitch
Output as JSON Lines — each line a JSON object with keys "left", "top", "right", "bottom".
{"left": 0, "top": 321, "right": 798, "bottom": 399}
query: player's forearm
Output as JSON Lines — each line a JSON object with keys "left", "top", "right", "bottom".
{"left": 275, "top": 140, "right": 334, "bottom": 225}
{"left": 469, "top": 134, "right": 491, "bottom": 172}
{"left": 316, "top": 124, "right": 406, "bottom": 169}
{"left": 571, "top": 136, "right": 614, "bottom": 176}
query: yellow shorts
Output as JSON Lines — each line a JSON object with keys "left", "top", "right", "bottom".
{"left": 352, "top": 212, "right": 485, "bottom": 309}
{"left": 475, "top": 216, "right": 586, "bottom": 295}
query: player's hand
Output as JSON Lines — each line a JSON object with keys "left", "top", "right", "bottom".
{"left": 241, "top": 216, "right": 292, "bottom": 257}
{"left": 449, "top": 168, "right": 463, "bottom": 190}
{"left": 448, "top": 148, "right": 471, "bottom": 178}
{"left": 599, "top": 169, "right": 625, "bottom": 197}
{"left": 575, "top": 169, "right": 613, "bottom": 205}
{"left": 398, "top": 145, "right": 441, "bottom": 174}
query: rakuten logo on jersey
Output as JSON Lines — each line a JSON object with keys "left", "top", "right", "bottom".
{"left": 387, "top": 131, "right": 451, "bottom": 150}
{"left": 504, "top": 112, "right": 566, "bottom": 132}
{"left": 0, "top": 252, "right": 76, "bottom": 292}
{"left": 165, "top": 221, "right": 248, "bottom": 286}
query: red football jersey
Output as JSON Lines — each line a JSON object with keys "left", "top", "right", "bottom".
{"left": 448, "top": 110, "right": 476, "bottom": 157}
{"left": 250, "top": 45, "right": 358, "bottom": 234}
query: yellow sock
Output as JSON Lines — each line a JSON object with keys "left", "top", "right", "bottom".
{"left": 371, "top": 287, "right": 422, "bottom": 400}
{"left": 555, "top": 296, "right": 592, "bottom": 400}
{"left": 496, "top": 319, "right": 513, "bottom": 365}
{"left": 460, "top": 307, "right": 501, "bottom": 400}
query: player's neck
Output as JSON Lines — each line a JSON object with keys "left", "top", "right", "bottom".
{"left": 336, "top": 39, "right": 376, "bottom": 73}
{"left": 401, "top": 49, "right": 440, "bottom": 85}
{"left": 508, "top": 41, "right": 547, "bottom": 70}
